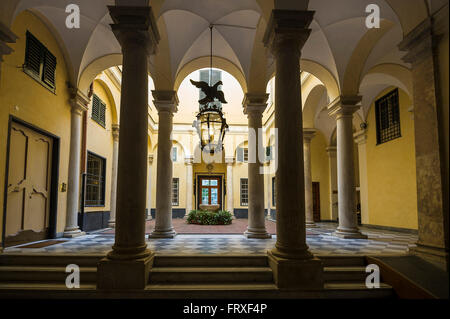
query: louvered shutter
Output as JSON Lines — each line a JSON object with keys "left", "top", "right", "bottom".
{"left": 212, "top": 70, "right": 222, "bottom": 108}
{"left": 92, "top": 95, "right": 100, "bottom": 123}
{"left": 236, "top": 147, "right": 244, "bottom": 162}
{"left": 25, "top": 32, "right": 42, "bottom": 76}
{"left": 199, "top": 70, "right": 209, "bottom": 108}
{"left": 43, "top": 49, "right": 57, "bottom": 88}
{"left": 99, "top": 100, "right": 106, "bottom": 127}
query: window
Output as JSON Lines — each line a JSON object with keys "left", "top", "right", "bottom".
{"left": 92, "top": 94, "right": 106, "bottom": 127}
{"left": 272, "top": 177, "right": 276, "bottom": 206}
{"left": 199, "top": 69, "right": 222, "bottom": 110}
{"left": 172, "top": 178, "right": 179, "bottom": 206}
{"left": 172, "top": 147, "right": 177, "bottom": 162}
{"left": 24, "top": 31, "right": 57, "bottom": 92}
{"left": 375, "top": 88, "right": 401, "bottom": 144}
{"left": 237, "top": 147, "right": 249, "bottom": 163}
{"left": 266, "top": 146, "right": 273, "bottom": 161}
{"left": 240, "top": 178, "right": 248, "bottom": 206}
{"left": 85, "top": 152, "right": 106, "bottom": 206}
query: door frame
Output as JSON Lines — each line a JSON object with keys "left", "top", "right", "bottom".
{"left": 195, "top": 174, "right": 224, "bottom": 211}
{"left": 2, "top": 116, "right": 60, "bottom": 248}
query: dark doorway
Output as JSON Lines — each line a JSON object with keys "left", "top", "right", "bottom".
{"left": 312, "top": 182, "right": 321, "bottom": 222}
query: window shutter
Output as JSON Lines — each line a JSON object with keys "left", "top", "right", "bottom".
{"left": 92, "top": 95, "right": 100, "bottom": 122}
{"left": 237, "top": 147, "right": 244, "bottom": 162}
{"left": 172, "top": 147, "right": 177, "bottom": 162}
{"left": 199, "top": 70, "right": 209, "bottom": 107}
{"left": 99, "top": 101, "right": 106, "bottom": 127}
{"left": 25, "top": 32, "right": 42, "bottom": 76}
{"left": 43, "top": 49, "right": 57, "bottom": 88}
{"left": 212, "top": 70, "right": 222, "bottom": 108}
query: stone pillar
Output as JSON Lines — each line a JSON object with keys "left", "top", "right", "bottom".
{"left": 149, "top": 91, "right": 178, "bottom": 238}
{"left": 185, "top": 156, "right": 194, "bottom": 215}
{"left": 63, "top": 89, "right": 89, "bottom": 238}
{"left": 328, "top": 97, "right": 367, "bottom": 239}
{"left": 146, "top": 155, "right": 154, "bottom": 220}
{"left": 326, "top": 146, "right": 338, "bottom": 220}
{"left": 0, "top": 22, "right": 17, "bottom": 86}
{"left": 399, "top": 16, "right": 449, "bottom": 269}
{"left": 244, "top": 94, "right": 271, "bottom": 239}
{"left": 354, "top": 129, "right": 369, "bottom": 225}
{"left": 263, "top": 9, "right": 323, "bottom": 289}
{"left": 108, "top": 124, "right": 120, "bottom": 228}
{"left": 303, "top": 128, "right": 317, "bottom": 227}
{"left": 98, "top": 5, "right": 160, "bottom": 290}
{"left": 225, "top": 157, "right": 234, "bottom": 216}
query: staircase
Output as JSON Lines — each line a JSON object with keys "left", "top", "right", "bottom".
{"left": 0, "top": 253, "right": 101, "bottom": 293}
{"left": 319, "top": 255, "right": 395, "bottom": 298}
{"left": 146, "top": 255, "right": 277, "bottom": 298}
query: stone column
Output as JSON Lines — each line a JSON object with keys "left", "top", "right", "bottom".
{"left": 108, "top": 124, "right": 120, "bottom": 228}
{"left": 354, "top": 129, "right": 369, "bottom": 225}
{"left": 399, "top": 15, "right": 449, "bottom": 269}
{"left": 149, "top": 91, "right": 178, "bottom": 238}
{"left": 326, "top": 146, "right": 338, "bottom": 220}
{"left": 263, "top": 10, "right": 323, "bottom": 289}
{"left": 63, "top": 89, "right": 89, "bottom": 238}
{"left": 225, "top": 157, "right": 234, "bottom": 216}
{"left": 328, "top": 97, "right": 367, "bottom": 239}
{"left": 244, "top": 94, "right": 271, "bottom": 238}
{"left": 0, "top": 22, "right": 17, "bottom": 87}
{"left": 185, "top": 156, "right": 194, "bottom": 215}
{"left": 146, "top": 155, "right": 154, "bottom": 220}
{"left": 303, "top": 128, "right": 317, "bottom": 227}
{"left": 98, "top": 5, "right": 160, "bottom": 290}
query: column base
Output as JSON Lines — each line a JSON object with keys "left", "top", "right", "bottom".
{"left": 268, "top": 250, "right": 323, "bottom": 290}
{"left": 148, "top": 228, "right": 177, "bottom": 238}
{"left": 410, "top": 243, "right": 449, "bottom": 271}
{"left": 244, "top": 228, "right": 271, "bottom": 239}
{"left": 332, "top": 227, "right": 367, "bottom": 239}
{"left": 97, "top": 252, "right": 154, "bottom": 290}
{"left": 63, "top": 228, "right": 86, "bottom": 238}
{"left": 306, "top": 222, "right": 319, "bottom": 228}
{"left": 108, "top": 220, "right": 116, "bottom": 228}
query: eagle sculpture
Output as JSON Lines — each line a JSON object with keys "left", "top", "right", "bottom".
{"left": 190, "top": 79, "right": 228, "bottom": 105}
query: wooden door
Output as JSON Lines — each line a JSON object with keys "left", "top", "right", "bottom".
{"left": 312, "top": 182, "right": 321, "bottom": 222}
{"left": 5, "top": 122, "right": 53, "bottom": 246}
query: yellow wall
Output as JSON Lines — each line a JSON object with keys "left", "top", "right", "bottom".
{"left": 84, "top": 80, "right": 116, "bottom": 213}
{"left": 310, "top": 130, "right": 331, "bottom": 220}
{"left": 0, "top": 11, "right": 72, "bottom": 238}
{"left": 366, "top": 87, "right": 418, "bottom": 229}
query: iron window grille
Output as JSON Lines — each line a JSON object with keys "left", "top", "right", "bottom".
{"left": 375, "top": 88, "right": 401, "bottom": 144}
{"left": 85, "top": 152, "right": 106, "bottom": 206}
{"left": 172, "top": 178, "right": 179, "bottom": 206}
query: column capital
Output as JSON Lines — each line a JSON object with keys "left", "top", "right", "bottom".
{"left": 303, "top": 128, "right": 316, "bottom": 142}
{"left": 69, "top": 88, "right": 90, "bottom": 115}
{"left": 152, "top": 90, "right": 179, "bottom": 113}
{"left": 327, "top": 95, "right": 362, "bottom": 118}
{"left": 0, "top": 22, "right": 18, "bottom": 62}
{"left": 112, "top": 124, "right": 120, "bottom": 141}
{"left": 354, "top": 129, "right": 368, "bottom": 145}
{"left": 326, "top": 146, "right": 337, "bottom": 157}
{"left": 225, "top": 156, "right": 235, "bottom": 165}
{"left": 108, "top": 5, "right": 160, "bottom": 55}
{"left": 263, "top": 10, "right": 315, "bottom": 54}
{"left": 184, "top": 156, "right": 194, "bottom": 165}
{"left": 148, "top": 154, "right": 154, "bottom": 165}
{"left": 398, "top": 18, "right": 435, "bottom": 65}
{"left": 243, "top": 93, "right": 269, "bottom": 115}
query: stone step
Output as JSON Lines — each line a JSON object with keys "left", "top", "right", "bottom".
{"left": 150, "top": 267, "right": 273, "bottom": 284}
{"left": 153, "top": 255, "right": 269, "bottom": 267}
{"left": 0, "top": 254, "right": 104, "bottom": 267}
{"left": 324, "top": 282, "right": 395, "bottom": 298}
{"left": 317, "top": 255, "right": 367, "bottom": 267}
{"left": 0, "top": 265, "right": 97, "bottom": 283}
{"left": 323, "top": 266, "right": 368, "bottom": 282}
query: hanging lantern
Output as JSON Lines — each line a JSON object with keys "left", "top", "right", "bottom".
{"left": 191, "top": 25, "right": 229, "bottom": 154}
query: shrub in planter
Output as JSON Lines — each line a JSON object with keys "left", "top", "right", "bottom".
{"left": 187, "top": 210, "right": 232, "bottom": 225}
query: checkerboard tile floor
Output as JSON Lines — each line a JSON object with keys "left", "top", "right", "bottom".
{"left": 3, "top": 223, "right": 417, "bottom": 256}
